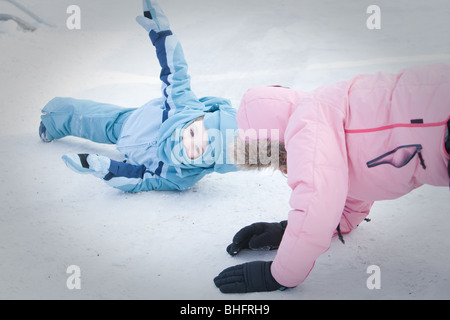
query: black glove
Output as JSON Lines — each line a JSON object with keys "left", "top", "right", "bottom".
{"left": 214, "top": 261, "right": 284, "bottom": 293}
{"left": 226, "top": 221, "right": 287, "bottom": 256}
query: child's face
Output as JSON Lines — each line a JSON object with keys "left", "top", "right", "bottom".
{"left": 182, "top": 118, "right": 209, "bottom": 159}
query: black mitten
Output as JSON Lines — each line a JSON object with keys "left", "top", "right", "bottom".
{"left": 226, "top": 221, "right": 287, "bottom": 256}
{"left": 214, "top": 261, "right": 284, "bottom": 293}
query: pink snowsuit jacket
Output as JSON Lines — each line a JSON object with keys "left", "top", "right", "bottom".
{"left": 236, "top": 64, "right": 450, "bottom": 288}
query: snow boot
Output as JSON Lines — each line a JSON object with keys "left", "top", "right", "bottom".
{"left": 39, "top": 121, "right": 54, "bottom": 143}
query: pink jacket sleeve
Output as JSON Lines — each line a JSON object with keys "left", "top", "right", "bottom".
{"left": 338, "top": 198, "right": 374, "bottom": 234}
{"left": 270, "top": 88, "right": 350, "bottom": 288}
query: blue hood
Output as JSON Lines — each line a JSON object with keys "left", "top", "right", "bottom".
{"left": 157, "top": 96, "right": 238, "bottom": 177}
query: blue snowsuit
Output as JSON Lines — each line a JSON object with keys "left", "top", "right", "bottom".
{"left": 40, "top": 1, "right": 238, "bottom": 192}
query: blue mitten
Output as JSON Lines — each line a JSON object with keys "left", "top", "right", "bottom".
{"left": 62, "top": 154, "right": 110, "bottom": 178}
{"left": 136, "top": 0, "right": 170, "bottom": 32}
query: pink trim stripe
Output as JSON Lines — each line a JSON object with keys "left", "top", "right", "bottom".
{"left": 345, "top": 120, "right": 448, "bottom": 134}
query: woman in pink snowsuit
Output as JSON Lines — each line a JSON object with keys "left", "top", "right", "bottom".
{"left": 214, "top": 63, "right": 450, "bottom": 293}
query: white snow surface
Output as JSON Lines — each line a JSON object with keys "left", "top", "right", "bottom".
{"left": 1, "top": 0, "right": 450, "bottom": 300}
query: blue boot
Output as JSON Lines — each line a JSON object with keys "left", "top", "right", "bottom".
{"left": 39, "top": 121, "right": 54, "bottom": 143}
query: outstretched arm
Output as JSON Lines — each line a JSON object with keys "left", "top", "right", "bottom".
{"left": 136, "top": 0, "right": 204, "bottom": 118}
{"left": 105, "top": 159, "right": 183, "bottom": 192}
{"left": 62, "top": 154, "right": 183, "bottom": 192}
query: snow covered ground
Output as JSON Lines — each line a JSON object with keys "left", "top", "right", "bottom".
{"left": 1, "top": 0, "right": 450, "bottom": 300}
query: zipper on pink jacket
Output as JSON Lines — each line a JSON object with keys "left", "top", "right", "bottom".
{"left": 366, "top": 144, "right": 426, "bottom": 169}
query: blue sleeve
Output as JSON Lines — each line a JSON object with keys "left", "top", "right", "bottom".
{"left": 103, "top": 160, "right": 182, "bottom": 192}
{"left": 149, "top": 29, "right": 204, "bottom": 119}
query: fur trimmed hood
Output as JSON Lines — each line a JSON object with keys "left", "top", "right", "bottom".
{"left": 230, "top": 136, "right": 287, "bottom": 173}
{"left": 233, "top": 85, "right": 305, "bottom": 173}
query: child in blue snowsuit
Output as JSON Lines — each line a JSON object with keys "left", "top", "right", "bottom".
{"left": 39, "top": 0, "right": 237, "bottom": 192}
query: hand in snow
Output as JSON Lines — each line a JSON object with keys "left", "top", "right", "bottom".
{"left": 136, "top": 0, "right": 170, "bottom": 33}
{"left": 62, "top": 153, "right": 110, "bottom": 179}
{"left": 226, "top": 221, "right": 287, "bottom": 256}
{"left": 214, "top": 261, "right": 285, "bottom": 293}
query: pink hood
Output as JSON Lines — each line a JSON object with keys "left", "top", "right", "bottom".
{"left": 236, "top": 85, "right": 305, "bottom": 141}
